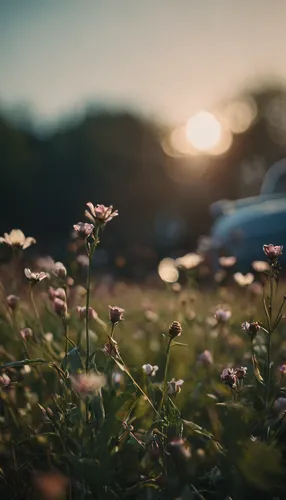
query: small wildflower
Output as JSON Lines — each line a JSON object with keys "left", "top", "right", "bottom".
{"left": 76, "top": 306, "right": 98, "bottom": 321}
{"left": 24, "top": 268, "right": 48, "bottom": 284}
{"left": 48, "top": 287, "right": 66, "bottom": 302}
{"left": 241, "top": 321, "right": 260, "bottom": 340}
{"left": 53, "top": 262, "right": 67, "bottom": 279}
{"left": 168, "top": 320, "right": 182, "bottom": 339}
{"left": 144, "top": 309, "right": 159, "bottom": 322}
{"left": 0, "top": 229, "right": 36, "bottom": 249}
{"left": 252, "top": 260, "right": 270, "bottom": 272}
{"left": 214, "top": 308, "right": 231, "bottom": 323}
{"left": 20, "top": 328, "right": 33, "bottom": 341}
{"left": 45, "top": 332, "right": 53, "bottom": 342}
{"left": 221, "top": 368, "right": 237, "bottom": 388}
{"left": 218, "top": 256, "right": 237, "bottom": 267}
{"left": 233, "top": 272, "right": 254, "bottom": 286}
{"left": 167, "top": 378, "right": 184, "bottom": 395}
{"left": 197, "top": 350, "right": 213, "bottom": 366}
{"left": 0, "top": 373, "right": 11, "bottom": 388}
{"left": 263, "top": 244, "right": 283, "bottom": 261}
{"left": 142, "top": 364, "right": 159, "bottom": 376}
{"left": 53, "top": 298, "right": 67, "bottom": 317}
{"left": 85, "top": 203, "right": 118, "bottom": 225}
{"left": 175, "top": 253, "right": 204, "bottom": 269}
{"left": 274, "top": 397, "right": 286, "bottom": 413}
{"left": 73, "top": 222, "right": 95, "bottom": 239}
{"left": 6, "top": 294, "right": 19, "bottom": 310}
{"left": 70, "top": 373, "right": 106, "bottom": 397}
{"left": 279, "top": 364, "right": 286, "bottom": 375}
{"left": 76, "top": 254, "right": 89, "bottom": 267}
{"left": 109, "top": 305, "right": 124, "bottom": 324}
{"left": 235, "top": 366, "right": 247, "bottom": 379}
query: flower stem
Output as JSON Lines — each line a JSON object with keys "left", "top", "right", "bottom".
{"left": 159, "top": 338, "right": 172, "bottom": 413}
{"left": 30, "top": 285, "right": 45, "bottom": 339}
{"left": 265, "top": 273, "right": 274, "bottom": 409}
{"left": 85, "top": 227, "right": 99, "bottom": 374}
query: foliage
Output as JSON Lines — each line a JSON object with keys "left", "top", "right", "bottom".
{"left": 1, "top": 208, "right": 286, "bottom": 499}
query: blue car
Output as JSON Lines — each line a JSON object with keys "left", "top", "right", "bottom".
{"left": 209, "top": 158, "right": 286, "bottom": 271}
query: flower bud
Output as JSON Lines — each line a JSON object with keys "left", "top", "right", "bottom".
{"left": 109, "top": 305, "right": 124, "bottom": 324}
{"left": 241, "top": 321, "right": 260, "bottom": 340}
{"left": 53, "top": 262, "right": 67, "bottom": 279}
{"left": 168, "top": 321, "right": 182, "bottom": 339}
{"left": 235, "top": 366, "right": 247, "bottom": 379}
{"left": 73, "top": 222, "right": 94, "bottom": 239}
{"left": 142, "top": 364, "right": 159, "bottom": 376}
{"left": 221, "top": 368, "right": 236, "bottom": 387}
{"left": 48, "top": 287, "right": 66, "bottom": 302}
{"left": 53, "top": 298, "right": 67, "bottom": 317}
{"left": 76, "top": 306, "right": 98, "bottom": 321}
{"left": 167, "top": 378, "right": 184, "bottom": 395}
{"left": 197, "top": 350, "right": 213, "bottom": 366}
{"left": 263, "top": 244, "right": 283, "bottom": 261}
{"left": 214, "top": 309, "right": 231, "bottom": 323}
{"left": 6, "top": 294, "right": 19, "bottom": 311}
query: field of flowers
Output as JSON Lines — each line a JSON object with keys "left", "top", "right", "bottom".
{"left": 1, "top": 204, "right": 286, "bottom": 500}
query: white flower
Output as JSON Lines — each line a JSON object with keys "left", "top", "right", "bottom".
{"left": 142, "top": 364, "right": 159, "bottom": 376}
{"left": 167, "top": 378, "right": 184, "bottom": 395}
{"left": 233, "top": 272, "right": 254, "bottom": 287}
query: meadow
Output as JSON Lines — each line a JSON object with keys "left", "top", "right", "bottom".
{"left": 0, "top": 204, "right": 286, "bottom": 500}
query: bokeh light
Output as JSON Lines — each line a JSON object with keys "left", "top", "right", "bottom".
{"left": 158, "top": 258, "right": 179, "bottom": 283}
{"left": 224, "top": 98, "right": 257, "bottom": 134}
{"left": 186, "top": 111, "right": 222, "bottom": 151}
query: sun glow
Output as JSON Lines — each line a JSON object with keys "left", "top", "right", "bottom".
{"left": 186, "top": 111, "right": 222, "bottom": 151}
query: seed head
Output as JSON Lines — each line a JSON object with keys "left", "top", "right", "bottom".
{"left": 6, "top": 294, "right": 19, "bottom": 311}
{"left": 168, "top": 321, "right": 182, "bottom": 339}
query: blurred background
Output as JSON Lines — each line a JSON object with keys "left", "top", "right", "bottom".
{"left": 1, "top": 0, "right": 286, "bottom": 279}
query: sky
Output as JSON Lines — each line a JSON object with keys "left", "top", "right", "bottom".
{"left": 1, "top": 0, "right": 286, "bottom": 127}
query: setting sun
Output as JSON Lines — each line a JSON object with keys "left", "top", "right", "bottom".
{"left": 186, "top": 111, "right": 222, "bottom": 151}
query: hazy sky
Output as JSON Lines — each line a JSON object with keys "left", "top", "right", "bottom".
{"left": 1, "top": 0, "right": 286, "bottom": 125}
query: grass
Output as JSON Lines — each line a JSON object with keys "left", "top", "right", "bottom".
{"left": 0, "top": 218, "right": 286, "bottom": 499}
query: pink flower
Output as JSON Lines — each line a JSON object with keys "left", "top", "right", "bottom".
{"left": 0, "top": 229, "right": 36, "bottom": 249}
{"left": 24, "top": 268, "right": 48, "bottom": 284}
{"left": 197, "top": 350, "right": 213, "bottom": 366}
{"left": 167, "top": 378, "right": 184, "bottom": 395}
{"left": 221, "top": 368, "right": 237, "bottom": 388}
{"left": 85, "top": 203, "right": 118, "bottom": 225}
{"left": 70, "top": 373, "right": 106, "bottom": 397}
{"left": 235, "top": 366, "right": 247, "bottom": 380}
{"left": 76, "top": 306, "right": 98, "bottom": 321}
{"left": 73, "top": 222, "right": 94, "bottom": 239}
{"left": 48, "top": 287, "right": 66, "bottom": 302}
{"left": 214, "top": 309, "right": 231, "bottom": 323}
{"left": 53, "top": 262, "right": 67, "bottom": 279}
{"left": 263, "top": 244, "right": 283, "bottom": 261}
{"left": 0, "top": 373, "right": 11, "bottom": 388}
{"left": 241, "top": 321, "right": 260, "bottom": 339}
{"left": 218, "top": 256, "right": 237, "bottom": 268}
{"left": 6, "top": 295, "right": 19, "bottom": 311}
{"left": 109, "top": 305, "right": 124, "bottom": 324}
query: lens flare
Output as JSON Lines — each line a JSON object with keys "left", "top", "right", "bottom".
{"left": 186, "top": 111, "right": 221, "bottom": 151}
